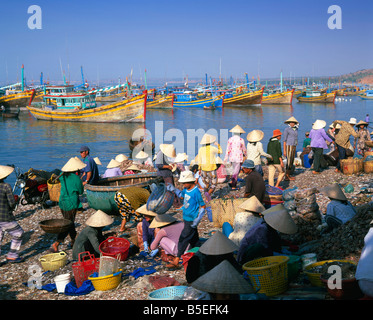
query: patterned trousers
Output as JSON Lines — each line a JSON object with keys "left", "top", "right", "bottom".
{"left": 114, "top": 191, "right": 142, "bottom": 222}
{"left": 285, "top": 145, "right": 297, "bottom": 174}
{"left": 0, "top": 221, "right": 24, "bottom": 259}
{"left": 201, "top": 170, "right": 217, "bottom": 192}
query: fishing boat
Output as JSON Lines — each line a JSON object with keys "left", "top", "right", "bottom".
{"left": 172, "top": 92, "right": 224, "bottom": 108}
{"left": 0, "top": 89, "right": 34, "bottom": 112}
{"left": 262, "top": 89, "right": 294, "bottom": 104}
{"left": 26, "top": 86, "right": 147, "bottom": 123}
{"left": 296, "top": 89, "right": 336, "bottom": 103}
{"left": 345, "top": 87, "right": 366, "bottom": 96}
{"left": 223, "top": 88, "right": 263, "bottom": 107}
{"left": 85, "top": 173, "right": 161, "bottom": 214}
{"left": 146, "top": 93, "right": 174, "bottom": 109}
{"left": 358, "top": 90, "right": 373, "bottom": 100}
{"left": 1, "top": 107, "right": 20, "bottom": 119}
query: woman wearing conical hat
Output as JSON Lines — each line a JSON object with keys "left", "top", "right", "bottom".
{"left": 246, "top": 129, "right": 272, "bottom": 176}
{"left": 197, "top": 133, "right": 223, "bottom": 201}
{"left": 236, "top": 204, "right": 297, "bottom": 265}
{"left": 283, "top": 116, "right": 299, "bottom": 180}
{"left": 102, "top": 159, "right": 123, "bottom": 178}
{"left": 223, "top": 125, "right": 247, "bottom": 190}
{"left": 51, "top": 157, "right": 86, "bottom": 253}
{"left": 135, "top": 204, "right": 157, "bottom": 255}
{"left": 0, "top": 165, "right": 24, "bottom": 263}
{"left": 72, "top": 210, "right": 114, "bottom": 260}
{"left": 319, "top": 183, "right": 356, "bottom": 233}
{"left": 354, "top": 120, "right": 371, "bottom": 156}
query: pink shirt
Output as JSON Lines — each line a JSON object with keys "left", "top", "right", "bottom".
{"left": 224, "top": 135, "right": 247, "bottom": 163}
{"left": 150, "top": 222, "right": 184, "bottom": 251}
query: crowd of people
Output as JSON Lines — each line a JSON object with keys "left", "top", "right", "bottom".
{"left": 0, "top": 116, "right": 373, "bottom": 299}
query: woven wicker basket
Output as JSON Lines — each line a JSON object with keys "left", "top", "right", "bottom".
{"left": 210, "top": 198, "right": 247, "bottom": 227}
{"left": 47, "top": 178, "right": 61, "bottom": 202}
{"left": 39, "top": 219, "right": 73, "bottom": 234}
{"left": 39, "top": 251, "right": 68, "bottom": 271}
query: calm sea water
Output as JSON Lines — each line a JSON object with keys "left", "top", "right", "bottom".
{"left": 1, "top": 95, "right": 372, "bottom": 186}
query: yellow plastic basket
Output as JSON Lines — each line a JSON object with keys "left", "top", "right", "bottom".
{"left": 242, "top": 256, "right": 289, "bottom": 297}
{"left": 304, "top": 260, "right": 357, "bottom": 287}
{"left": 88, "top": 269, "right": 122, "bottom": 291}
{"left": 39, "top": 251, "right": 68, "bottom": 271}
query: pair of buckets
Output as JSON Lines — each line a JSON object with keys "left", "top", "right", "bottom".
{"left": 54, "top": 273, "right": 71, "bottom": 293}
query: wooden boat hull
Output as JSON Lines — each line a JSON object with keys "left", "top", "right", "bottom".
{"left": 147, "top": 95, "right": 174, "bottom": 109}
{"left": 27, "top": 93, "right": 147, "bottom": 123}
{"left": 297, "top": 91, "right": 336, "bottom": 103}
{"left": 223, "top": 89, "right": 263, "bottom": 107}
{"left": 2, "top": 110, "right": 20, "bottom": 118}
{"left": 173, "top": 94, "right": 224, "bottom": 108}
{"left": 0, "top": 90, "right": 34, "bottom": 111}
{"left": 345, "top": 89, "right": 366, "bottom": 96}
{"left": 85, "top": 173, "right": 161, "bottom": 214}
{"left": 358, "top": 94, "right": 373, "bottom": 100}
{"left": 262, "top": 89, "right": 294, "bottom": 104}
{"left": 95, "top": 92, "right": 127, "bottom": 102}
{"left": 293, "top": 90, "right": 302, "bottom": 98}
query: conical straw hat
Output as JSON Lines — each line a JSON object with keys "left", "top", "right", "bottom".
{"left": 229, "top": 125, "right": 245, "bottom": 134}
{"left": 136, "top": 204, "right": 157, "bottom": 217}
{"left": 174, "top": 153, "right": 188, "bottom": 163}
{"left": 94, "top": 157, "right": 102, "bottom": 165}
{"left": 160, "top": 144, "right": 176, "bottom": 158}
{"left": 356, "top": 120, "right": 368, "bottom": 127}
{"left": 319, "top": 183, "right": 347, "bottom": 201}
{"left": 191, "top": 260, "right": 255, "bottom": 294}
{"left": 115, "top": 154, "right": 128, "bottom": 162}
{"left": 85, "top": 210, "right": 114, "bottom": 227}
{"left": 0, "top": 165, "right": 14, "bottom": 180}
{"left": 199, "top": 231, "right": 239, "bottom": 255}
{"left": 215, "top": 156, "right": 223, "bottom": 165}
{"left": 238, "top": 196, "right": 265, "bottom": 213}
{"left": 247, "top": 130, "right": 264, "bottom": 142}
{"left": 312, "top": 120, "right": 326, "bottom": 130}
{"left": 200, "top": 133, "right": 216, "bottom": 145}
{"left": 61, "top": 157, "right": 87, "bottom": 172}
{"left": 135, "top": 151, "right": 149, "bottom": 159}
{"left": 149, "top": 214, "right": 177, "bottom": 228}
{"left": 263, "top": 204, "right": 298, "bottom": 234}
{"left": 106, "top": 159, "right": 121, "bottom": 169}
{"left": 126, "top": 164, "right": 140, "bottom": 171}
{"left": 284, "top": 116, "right": 299, "bottom": 124}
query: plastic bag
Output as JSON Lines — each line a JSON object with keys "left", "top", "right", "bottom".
{"left": 293, "top": 187, "right": 317, "bottom": 200}
{"left": 283, "top": 199, "right": 296, "bottom": 211}
{"left": 344, "top": 184, "right": 354, "bottom": 193}
{"left": 295, "top": 194, "right": 316, "bottom": 206}
{"left": 282, "top": 187, "right": 298, "bottom": 201}
{"left": 296, "top": 202, "right": 319, "bottom": 214}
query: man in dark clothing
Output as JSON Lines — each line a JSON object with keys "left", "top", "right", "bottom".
{"left": 241, "top": 159, "right": 266, "bottom": 204}
{"left": 79, "top": 145, "right": 99, "bottom": 186}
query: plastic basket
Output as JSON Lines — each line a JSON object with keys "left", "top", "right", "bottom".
{"left": 89, "top": 270, "right": 122, "bottom": 291}
{"left": 146, "top": 183, "right": 175, "bottom": 214}
{"left": 99, "top": 237, "right": 130, "bottom": 261}
{"left": 72, "top": 251, "right": 100, "bottom": 288}
{"left": 98, "top": 255, "right": 120, "bottom": 277}
{"left": 39, "top": 251, "right": 68, "bottom": 271}
{"left": 304, "top": 259, "right": 357, "bottom": 287}
{"left": 242, "top": 256, "right": 289, "bottom": 297}
{"left": 148, "top": 286, "right": 188, "bottom": 300}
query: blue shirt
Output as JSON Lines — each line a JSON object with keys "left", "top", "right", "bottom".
{"left": 81, "top": 155, "right": 99, "bottom": 185}
{"left": 326, "top": 199, "right": 356, "bottom": 224}
{"left": 181, "top": 185, "right": 205, "bottom": 221}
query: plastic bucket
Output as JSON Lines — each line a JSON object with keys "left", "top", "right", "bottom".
{"left": 301, "top": 253, "right": 317, "bottom": 270}
{"left": 54, "top": 273, "right": 71, "bottom": 293}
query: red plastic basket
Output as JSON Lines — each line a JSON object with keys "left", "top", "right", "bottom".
{"left": 72, "top": 251, "right": 100, "bottom": 288}
{"left": 99, "top": 237, "right": 130, "bottom": 262}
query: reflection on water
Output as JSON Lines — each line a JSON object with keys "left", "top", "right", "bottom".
{"left": 0, "top": 96, "right": 371, "bottom": 186}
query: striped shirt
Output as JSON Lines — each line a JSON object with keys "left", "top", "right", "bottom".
{"left": 0, "top": 182, "right": 16, "bottom": 222}
{"left": 334, "top": 120, "right": 359, "bottom": 149}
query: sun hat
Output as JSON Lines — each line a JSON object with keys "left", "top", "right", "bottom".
{"left": 126, "top": 164, "right": 140, "bottom": 171}
{"left": 229, "top": 125, "right": 245, "bottom": 134}
{"left": 106, "top": 159, "right": 121, "bottom": 169}
{"left": 94, "top": 157, "right": 102, "bottom": 165}
{"left": 149, "top": 214, "right": 177, "bottom": 228}
{"left": 79, "top": 145, "right": 90, "bottom": 153}
{"left": 191, "top": 260, "right": 255, "bottom": 294}
{"left": 238, "top": 196, "right": 265, "bottom": 214}
{"left": 178, "top": 170, "right": 195, "bottom": 183}
{"left": 356, "top": 120, "right": 368, "bottom": 127}
{"left": 319, "top": 183, "right": 347, "bottom": 201}
{"left": 200, "top": 133, "right": 216, "bottom": 145}
{"left": 174, "top": 153, "right": 188, "bottom": 163}
{"left": 199, "top": 231, "right": 239, "bottom": 255}
{"left": 263, "top": 204, "right": 298, "bottom": 234}
{"left": 241, "top": 159, "right": 255, "bottom": 169}
{"left": 160, "top": 144, "right": 176, "bottom": 158}
{"left": 272, "top": 129, "right": 282, "bottom": 138}
{"left": 85, "top": 210, "right": 114, "bottom": 227}
{"left": 61, "top": 157, "right": 87, "bottom": 172}
{"left": 131, "top": 128, "right": 146, "bottom": 140}
{"left": 135, "top": 151, "right": 149, "bottom": 160}
{"left": 284, "top": 116, "right": 299, "bottom": 124}
{"left": 115, "top": 154, "right": 128, "bottom": 162}
{"left": 349, "top": 118, "right": 357, "bottom": 125}
{"left": 312, "top": 119, "right": 327, "bottom": 130}
{"left": 136, "top": 204, "right": 157, "bottom": 217}
{"left": 215, "top": 156, "right": 223, "bottom": 165}
{"left": 0, "top": 165, "right": 14, "bottom": 180}
{"left": 247, "top": 130, "right": 264, "bottom": 142}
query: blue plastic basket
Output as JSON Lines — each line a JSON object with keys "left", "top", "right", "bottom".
{"left": 148, "top": 286, "right": 188, "bottom": 300}
{"left": 146, "top": 183, "right": 175, "bottom": 214}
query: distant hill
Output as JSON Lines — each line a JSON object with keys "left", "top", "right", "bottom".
{"left": 338, "top": 69, "right": 373, "bottom": 84}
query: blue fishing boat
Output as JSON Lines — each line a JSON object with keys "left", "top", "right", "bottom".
{"left": 172, "top": 92, "right": 224, "bottom": 108}
{"left": 358, "top": 90, "right": 373, "bottom": 100}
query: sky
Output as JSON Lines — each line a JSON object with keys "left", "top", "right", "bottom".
{"left": 0, "top": 0, "right": 372, "bottom": 86}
